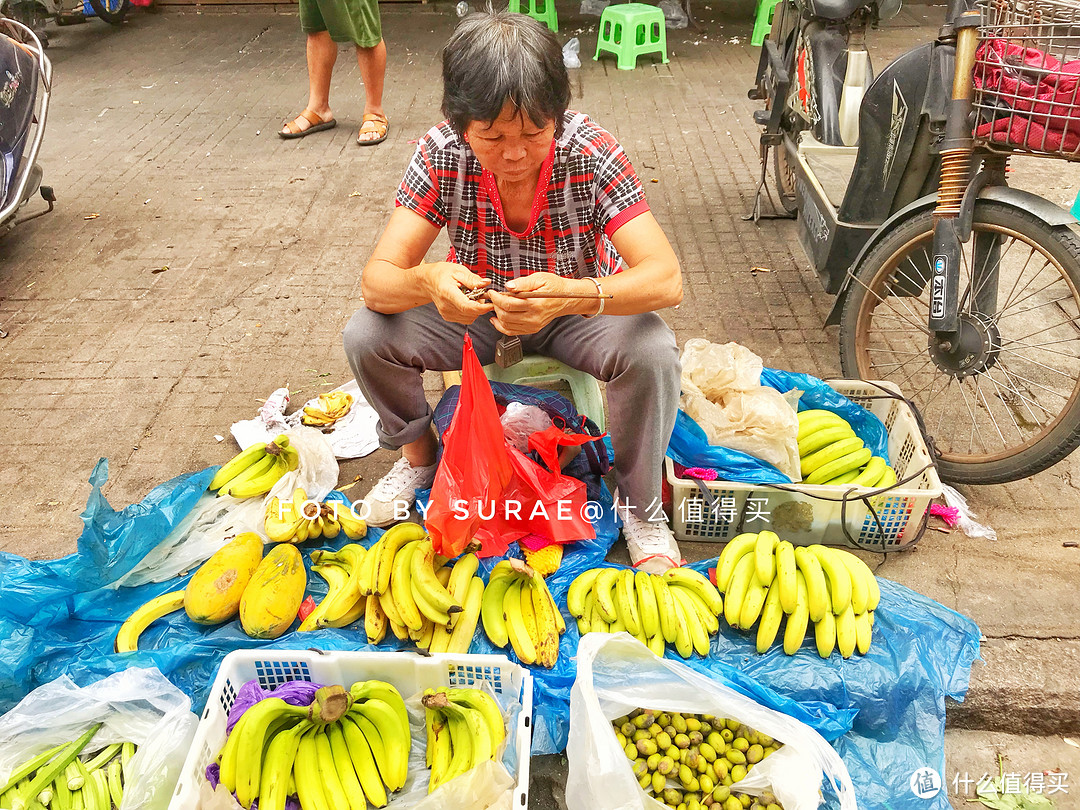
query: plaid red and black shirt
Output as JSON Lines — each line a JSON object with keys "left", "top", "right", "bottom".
{"left": 395, "top": 110, "right": 649, "bottom": 291}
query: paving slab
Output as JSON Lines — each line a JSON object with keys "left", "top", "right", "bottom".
{"left": 1, "top": 2, "right": 1080, "bottom": 807}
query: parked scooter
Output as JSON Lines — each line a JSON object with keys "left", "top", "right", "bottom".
{"left": 751, "top": 0, "right": 1080, "bottom": 484}
{"left": 0, "top": 15, "right": 54, "bottom": 239}
{"left": 0, "top": 0, "right": 129, "bottom": 47}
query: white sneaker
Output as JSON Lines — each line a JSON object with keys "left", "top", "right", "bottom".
{"left": 360, "top": 457, "right": 437, "bottom": 528}
{"left": 622, "top": 510, "right": 683, "bottom": 574}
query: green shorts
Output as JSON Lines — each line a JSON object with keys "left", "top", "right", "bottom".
{"left": 299, "top": 0, "right": 382, "bottom": 48}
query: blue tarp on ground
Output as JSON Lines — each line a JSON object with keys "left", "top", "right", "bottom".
{"left": 0, "top": 464, "right": 980, "bottom": 810}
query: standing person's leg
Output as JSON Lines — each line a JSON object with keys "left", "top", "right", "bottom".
{"left": 282, "top": 2, "right": 339, "bottom": 137}
{"left": 343, "top": 305, "right": 502, "bottom": 524}
{"left": 356, "top": 39, "right": 388, "bottom": 143}
{"left": 528, "top": 313, "right": 683, "bottom": 572}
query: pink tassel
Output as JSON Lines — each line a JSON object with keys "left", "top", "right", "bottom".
{"left": 930, "top": 503, "right": 961, "bottom": 528}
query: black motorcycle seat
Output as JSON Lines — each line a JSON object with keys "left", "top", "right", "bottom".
{"left": 804, "top": 0, "right": 869, "bottom": 19}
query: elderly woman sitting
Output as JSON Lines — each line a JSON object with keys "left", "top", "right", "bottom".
{"left": 344, "top": 9, "right": 684, "bottom": 572}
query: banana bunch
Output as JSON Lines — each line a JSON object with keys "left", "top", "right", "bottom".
{"left": 566, "top": 566, "right": 724, "bottom": 659}
{"left": 797, "top": 410, "right": 896, "bottom": 488}
{"left": 480, "top": 559, "right": 564, "bottom": 668}
{"left": 421, "top": 687, "right": 506, "bottom": 793}
{"left": 210, "top": 435, "right": 298, "bottom": 499}
{"left": 351, "top": 522, "right": 477, "bottom": 649}
{"left": 301, "top": 391, "right": 355, "bottom": 428}
{"left": 299, "top": 544, "right": 368, "bottom": 631}
{"left": 716, "top": 532, "right": 880, "bottom": 658}
{"left": 614, "top": 708, "right": 784, "bottom": 810}
{"left": 216, "top": 679, "right": 410, "bottom": 810}
{"left": 264, "top": 488, "right": 368, "bottom": 544}
{"left": 0, "top": 724, "right": 140, "bottom": 810}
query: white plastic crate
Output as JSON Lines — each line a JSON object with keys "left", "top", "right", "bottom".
{"left": 667, "top": 380, "right": 942, "bottom": 550}
{"left": 169, "top": 649, "right": 533, "bottom": 809}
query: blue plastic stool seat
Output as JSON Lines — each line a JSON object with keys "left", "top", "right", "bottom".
{"left": 508, "top": 0, "right": 559, "bottom": 32}
{"left": 442, "top": 355, "right": 606, "bottom": 431}
{"left": 594, "top": 3, "right": 669, "bottom": 71}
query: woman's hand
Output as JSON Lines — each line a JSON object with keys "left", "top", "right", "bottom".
{"left": 426, "top": 262, "right": 494, "bottom": 324}
{"left": 488, "top": 272, "right": 583, "bottom": 335}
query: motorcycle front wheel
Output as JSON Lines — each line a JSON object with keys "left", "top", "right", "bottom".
{"left": 839, "top": 200, "right": 1080, "bottom": 484}
{"left": 87, "top": 0, "right": 129, "bottom": 24}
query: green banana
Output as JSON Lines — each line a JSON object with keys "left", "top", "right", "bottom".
{"left": 209, "top": 440, "right": 272, "bottom": 492}
{"left": 783, "top": 571, "right": 810, "bottom": 655}
{"left": 801, "top": 437, "right": 865, "bottom": 478}
{"left": 797, "top": 423, "right": 857, "bottom": 457}
{"left": 775, "top": 540, "right": 798, "bottom": 614}
{"left": 651, "top": 575, "right": 679, "bottom": 644}
{"left": 722, "top": 553, "right": 756, "bottom": 628}
{"left": 794, "top": 546, "right": 830, "bottom": 623}
{"left": 350, "top": 698, "right": 409, "bottom": 792}
{"left": 756, "top": 580, "right": 784, "bottom": 653}
{"left": 714, "top": 533, "right": 757, "bottom": 593}
{"left": 480, "top": 563, "right": 516, "bottom": 648}
{"left": 754, "top": 530, "right": 779, "bottom": 584}
{"left": 339, "top": 716, "right": 389, "bottom": 807}
{"left": 592, "top": 568, "right": 620, "bottom": 623}
{"left": 810, "top": 545, "right": 852, "bottom": 614}
{"left": 805, "top": 447, "right": 873, "bottom": 486}
{"left": 614, "top": 570, "right": 641, "bottom": 635}
{"left": 853, "top": 456, "right": 887, "bottom": 487}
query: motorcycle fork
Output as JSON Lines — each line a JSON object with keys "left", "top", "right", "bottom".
{"left": 928, "top": 11, "right": 981, "bottom": 341}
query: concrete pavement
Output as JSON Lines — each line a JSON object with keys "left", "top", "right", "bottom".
{"left": 1, "top": 2, "right": 1079, "bottom": 806}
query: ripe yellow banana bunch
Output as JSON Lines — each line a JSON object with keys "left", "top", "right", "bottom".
{"left": 298, "top": 544, "right": 368, "bottom": 631}
{"left": 216, "top": 679, "right": 410, "bottom": 810}
{"left": 0, "top": 730, "right": 141, "bottom": 810}
{"left": 301, "top": 390, "right": 355, "bottom": 427}
{"left": 797, "top": 410, "right": 896, "bottom": 488}
{"left": 480, "top": 558, "right": 564, "bottom": 668}
{"left": 716, "top": 531, "right": 880, "bottom": 658}
{"left": 421, "top": 687, "right": 506, "bottom": 793}
{"left": 352, "top": 522, "right": 475, "bottom": 648}
{"left": 209, "top": 435, "right": 298, "bottom": 499}
{"left": 264, "top": 488, "right": 368, "bottom": 544}
{"left": 566, "top": 566, "right": 724, "bottom": 659}
{"left": 613, "top": 707, "right": 782, "bottom": 810}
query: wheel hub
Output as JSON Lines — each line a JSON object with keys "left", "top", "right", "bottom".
{"left": 928, "top": 312, "right": 1001, "bottom": 378}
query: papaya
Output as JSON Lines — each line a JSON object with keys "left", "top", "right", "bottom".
{"left": 184, "top": 532, "right": 264, "bottom": 625}
{"left": 240, "top": 543, "right": 307, "bottom": 639}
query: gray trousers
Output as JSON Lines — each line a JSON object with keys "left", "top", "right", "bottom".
{"left": 343, "top": 304, "right": 681, "bottom": 517}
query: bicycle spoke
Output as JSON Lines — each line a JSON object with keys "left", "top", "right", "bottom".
{"left": 998, "top": 247, "right": 1044, "bottom": 315}
{"left": 976, "top": 366, "right": 1048, "bottom": 425}
{"left": 996, "top": 293, "right": 1078, "bottom": 320}
{"left": 997, "top": 274, "right": 1068, "bottom": 318}
{"left": 996, "top": 360, "right": 1072, "bottom": 401}
{"left": 995, "top": 348, "right": 1077, "bottom": 379}
{"left": 892, "top": 357, "right": 937, "bottom": 395}
{"left": 969, "top": 230, "right": 1020, "bottom": 307}
{"left": 955, "top": 377, "right": 982, "bottom": 454}
{"left": 973, "top": 372, "right": 1008, "bottom": 446}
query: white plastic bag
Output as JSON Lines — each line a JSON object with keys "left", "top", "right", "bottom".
{"left": 112, "top": 426, "right": 339, "bottom": 587}
{"left": 566, "top": 634, "right": 856, "bottom": 810}
{"left": 0, "top": 668, "right": 199, "bottom": 810}
{"left": 500, "top": 402, "right": 555, "bottom": 454}
{"left": 679, "top": 339, "right": 802, "bottom": 480}
{"left": 562, "top": 37, "right": 582, "bottom": 68}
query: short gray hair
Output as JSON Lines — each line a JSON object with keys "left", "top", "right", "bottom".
{"left": 442, "top": 9, "right": 571, "bottom": 137}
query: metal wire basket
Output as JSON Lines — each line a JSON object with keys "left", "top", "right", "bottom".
{"left": 973, "top": 0, "right": 1080, "bottom": 159}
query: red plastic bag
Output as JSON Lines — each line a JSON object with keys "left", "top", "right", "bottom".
{"left": 425, "top": 334, "right": 597, "bottom": 558}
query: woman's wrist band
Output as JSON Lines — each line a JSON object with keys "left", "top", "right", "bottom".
{"left": 583, "top": 277, "right": 605, "bottom": 318}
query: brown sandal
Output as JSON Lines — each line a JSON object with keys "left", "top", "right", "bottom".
{"left": 357, "top": 113, "right": 389, "bottom": 146}
{"left": 280, "top": 109, "right": 337, "bottom": 139}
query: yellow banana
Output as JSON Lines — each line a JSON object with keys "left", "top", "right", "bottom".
{"left": 854, "top": 610, "right": 873, "bottom": 654}
{"left": 825, "top": 469, "right": 862, "bottom": 486}
{"left": 364, "top": 593, "right": 387, "bottom": 645}
{"left": 293, "top": 728, "right": 332, "bottom": 810}
{"left": 446, "top": 576, "right": 485, "bottom": 654}
{"left": 374, "top": 522, "right": 429, "bottom": 596}
{"left": 722, "top": 553, "right": 756, "bottom": 628}
{"left": 115, "top": 590, "right": 186, "bottom": 653}
{"left": 218, "top": 452, "right": 277, "bottom": 497}
{"left": 445, "top": 553, "right": 479, "bottom": 628}
{"left": 874, "top": 465, "right": 898, "bottom": 489}
{"left": 340, "top": 715, "right": 390, "bottom": 806}
{"left": 390, "top": 540, "right": 425, "bottom": 632}
{"left": 209, "top": 440, "right": 273, "bottom": 492}
{"left": 801, "top": 436, "right": 865, "bottom": 477}
{"left": 810, "top": 545, "right": 852, "bottom": 614}
{"left": 634, "top": 571, "right": 660, "bottom": 639}
{"left": 853, "top": 456, "right": 887, "bottom": 488}
{"left": 479, "top": 563, "right": 516, "bottom": 649}
{"left": 668, "top": 585, "right": 694, "bottom": 658}
{"left": 794, "top": 545, "right": 830, "bottom": 622}
{"left": 317, "top": 597, "right": 366, "bottom": 629}
{"left": 409, "top": 539, "right": 460, "bottom": 625}
{"left": 837, "top": 550, "right": 880, "bottom": 612}
{"left": 805, "top": 447, "right": 873, "bottom": 486}
{"left": 576, "top": 589, "right": 596, "bottom": 635}
{"left": 313, "top": 727, "right": 351, "bottom": 810}
{"left": 756, "top": 580, "right": 784, "bottom": 653}
{"left": 666, "top": 583, "right": 719, "bottom": 634}
{"left": 662, "top": 567, "right": 724, "bottom": 615}
{"left": 335, "top": 505, "right": 368, "bottom": 541}
{"left": 783, "top": 571, "right": 810, "bottom": 655}
{"left": 815, "top": 609, "right": 836, "bottom": 658}
{"left": 299, "top": 561, "right": 351, "bottom": 632}
{"left": 775, "top": 540, "right": 798, "bottom": 614}
{"left": 715, "top": 533, "right": 757, "bottom": 592}
{"left": 504, "top": 579, "right": 537, "bottom": 664}
{"left": 529, "top": 576, "right": 561, "bottom": 668}
{"left": 737, "top": 572, "right": 769, "bottom": 629}
{"left": 566, "top": 568, "right": 602, "bottom": 617}
{"left": 835, "top": 604, "right": 857, "bottom": 658}
{"left": 670, "top": 587, "right": 710, "bottom": 656}
{"left": 797, "top": 409, "right": 850, "bottom": 437}
{"left": 651, "top": 575, "right": 679, "bottom": 643}
{"left": 615, "top": 569, "right": 641, "bottom": 636}
{"left": 356, "top": 538, "right": 380, "bottom": 596}
{"left": 798, "top": 423, "right": 857, "bottom": 457}
{"left": 226, "top": 452, "right": 289, "bottom": 499}
{"left": 264, "top": 497, "right": 303, "bottom": 543}
{"left": 754, "top": 530, "right": 779, "bottom": 584}
{"left": 593, "top": 568, "right": 620, "bottom": 623}
{"left": 317, "top": 544, "right": 367, "bottom": 625}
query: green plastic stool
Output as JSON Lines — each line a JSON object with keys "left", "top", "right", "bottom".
{"left": 594, "top": 3, "right": 668, "bottom": 71}
{"left": 751, "top": 0, "right": 781, "bottom": 46}
{"left": 442, "top": 355, "right": 606, "bottom": 431}
{"left": 508, "top": 0, "right": 558, "bottom": 32}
